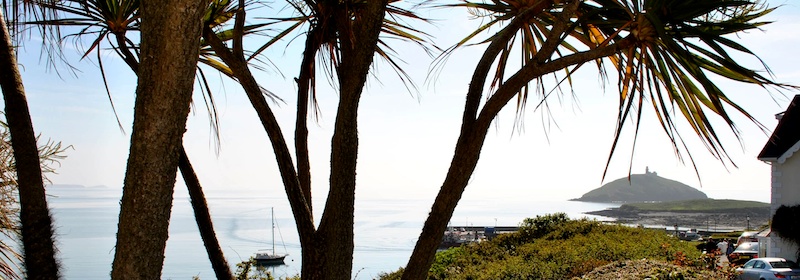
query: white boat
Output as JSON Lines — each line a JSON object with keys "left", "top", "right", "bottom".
{"left": 254, "top": 207, "right": 287, "bottom": 266}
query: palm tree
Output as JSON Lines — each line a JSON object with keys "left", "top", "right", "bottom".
{"left": 259, "top": 0, "right": 431, "bottom": 212}
{"left": 25, "top": 0, "right": 271, "bottom": 278}
{"left": 0, "top": 8, "right": 60, "bottom": 279}
{"left": 401, "top": 0, "right": 793, "bottom": 278}
{"left": 108, "top": 0, "right": 208, "bottom": 278}
{"left": 201, "top": 1, "right": 431, "bottom": 278}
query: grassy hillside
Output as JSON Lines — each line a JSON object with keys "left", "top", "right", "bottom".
{"left": 575, "top": 172, "right": 707, "bottom": 203}
{"left": 624, "top": 199, "right": 769, "bottom": 212}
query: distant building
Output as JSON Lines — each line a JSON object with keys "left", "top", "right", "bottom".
{"left": 757, "top": 94, "right": 800, "bottom": 262}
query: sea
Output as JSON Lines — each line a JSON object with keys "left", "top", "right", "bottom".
{"left": 46, "top": 186, "right": 620, "bottom": 280}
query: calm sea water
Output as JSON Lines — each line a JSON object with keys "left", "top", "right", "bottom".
{"left": 47, "top": 186, "right": 619, "bottom": 279}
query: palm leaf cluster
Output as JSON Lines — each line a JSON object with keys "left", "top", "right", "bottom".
{"left": 30, "top": 0, "right": 139, "bottom": 62}
{"left": 437, "top": 0, "right": 585, "bottom": 113}
{"left": 443, "top": 0, "right": 792, "bottom": 177}
{"left": 262, "top": 0, "right": 434, "bottom": 108}
{"left": 27, "top": 0, "right": 270, "bottom": 140}
{"left": 579, "top": 0, "right": 794, "bottom": 177}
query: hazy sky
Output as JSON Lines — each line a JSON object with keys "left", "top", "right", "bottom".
{"left": 12, "top": 0, "right": 800, "bottom": 206}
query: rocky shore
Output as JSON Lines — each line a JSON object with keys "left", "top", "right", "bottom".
{"left": 586, "top": 206, "right": 770, "bottom": 232}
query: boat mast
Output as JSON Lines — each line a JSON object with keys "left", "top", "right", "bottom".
{"left": 271, "top": 207, "right": 275, "bottom": 254}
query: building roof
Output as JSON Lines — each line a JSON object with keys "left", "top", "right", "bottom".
{"left": 758, "top": 95, "right": 800, "bottom": 162}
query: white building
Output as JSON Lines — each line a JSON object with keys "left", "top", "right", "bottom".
{"left": 757, "top": 94, "right": 800, "bottom": 262}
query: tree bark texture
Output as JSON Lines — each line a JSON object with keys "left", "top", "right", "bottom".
{"left": 0, "top": 12, "right": 60, "bottom": 280}
{"left": 179, "top": 148, "right": 233, "bottom": 280}
{"left": 315, "top": 1, "right": 388, "bottom": 279}
{"left": 111, "top": 0, "right": 207, "bottom": 278}
{"left": 295, "top": 27, "right": 320, "bottom": 213}
{"left": 401, "top": 129, "right": 488, "bottom": 280}
{"left": 113, "top": 32, "right": 234, "bottom": 280}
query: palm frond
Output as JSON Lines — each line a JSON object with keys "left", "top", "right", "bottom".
{"left": 266, "top": 0, "right": 435, "bottom": 100}
{"left": 435, "top": 0, "right": 590, "bottom": 119}
{"left": 595, "top": 0, "right": 796, "bottom": 180}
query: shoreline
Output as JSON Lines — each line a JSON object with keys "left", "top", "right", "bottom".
{"left": 586, "top": 207, "right": 770, "bottom": 232}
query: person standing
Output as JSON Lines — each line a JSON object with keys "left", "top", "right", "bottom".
{"left": 726, "top": 239, "right": 735, "bottom": 256}
{"left": 705, "top": 238, "right": 718, "bottom": 254}
{"left": 717, "top": 239, "right": 729, "bottom": 256}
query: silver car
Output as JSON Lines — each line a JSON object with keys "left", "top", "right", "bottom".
{"left": 735, "top": 257, "right": 800, "bottom": 280}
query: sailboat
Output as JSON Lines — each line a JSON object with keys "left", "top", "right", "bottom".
{"left": 254, "top": 207, "right": 287, "bottom": 266}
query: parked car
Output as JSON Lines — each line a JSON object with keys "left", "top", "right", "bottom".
{"left": 735, "top": 257, "right": 800, "bottom": 280}
{"left": 679, "top": 231, "right": 701, "bottom": 241}
{"left": 729, "top": 242, "right": 759, "bottom": 265}
{"left": 737, "top": 231, "right": 760, "bottom": 246}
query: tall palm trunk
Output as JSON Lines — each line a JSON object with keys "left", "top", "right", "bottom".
{"left": 0, "top": 12, "right": 60, "bottom": 280}
{"left": 313, "top": 2, "right": 387, "bottom": 278}
{"left": 110, "top": 0, "right": 207, "bottom": 278}
{"left": 114, "top": 35, "right": 234, "bottom": 280}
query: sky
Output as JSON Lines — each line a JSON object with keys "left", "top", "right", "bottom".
{"left": 10, "top": 0, "right": 800, "bottom": 208}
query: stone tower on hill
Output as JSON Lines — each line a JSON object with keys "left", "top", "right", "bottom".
{"left": 573, "top": 168, "right": 708, "bottom": 203}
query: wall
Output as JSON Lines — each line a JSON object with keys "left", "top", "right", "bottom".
{"left": 769, "top": 151, "right": 800, "bottom": 261}
{"left": 774, "top": 153, "right": 800, "bottom": 211}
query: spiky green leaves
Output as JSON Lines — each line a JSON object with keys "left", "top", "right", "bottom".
{"left": 593, "top": 0, "right": 794, "bottom": 179}
{"left": 445, "top": 0, "right": 794, "bottom": 181}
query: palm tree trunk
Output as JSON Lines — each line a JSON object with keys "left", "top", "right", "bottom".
{"left": 314, "top": 2, "right": 387, "bottom": 279}
{"left": 201, "top": 25, "right": 317, "bottom": 257}
{"left": 294, "top": 27, "right": 320, "bottom": 212}
{"left": 402, "top": 6, "right": 624, "bottom": 277}
{"left": 178, "top": 147, "right": 233, "bottom": 280}
{"left": 0, "top": 12, "right": 59, "bottom": 280}
{"left": 401, "top": 129, "right": 487, "bottom": 280}
{"left": 114, "top": 34, "right": 234, "bottom": 280}
{"left": 110, "top": 0, "right": 207, "bottom": 278}
{"left": 294, "top": 28, "right": 323, "bottom": 280}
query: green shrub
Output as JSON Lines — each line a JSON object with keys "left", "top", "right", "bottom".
{"left": 772, "top": 204, "right": 800, "bottom": 260}
{"left": 380, "top": 214, "right": 710, "bottom": 279}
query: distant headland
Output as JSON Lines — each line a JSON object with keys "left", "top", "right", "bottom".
{"left": 572, "top": 168, "right": 770, "bottom": 230}
{"left": 571, "top": 167, "right": 707, "bottom": 203}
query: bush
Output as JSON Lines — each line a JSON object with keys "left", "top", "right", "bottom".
{"left": 772, "top": 205, "right": 800, "bottom": 260}
{"left": 381, "top": 214, "right": 711, "bottom": 279}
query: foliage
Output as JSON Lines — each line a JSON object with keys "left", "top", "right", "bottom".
{"left": 11, "top": 0, "right": 796, "bottom": 278}
{"left": 232, "top": 258, "right": 275, "bottom": 280}
{"left": 383, "top": 214, "right": 713, "bottom": 279}
{"left": 0, "top": 117, "right": 69, "bottom": 280}
{"left": 771, "top": 204, "right": 800, "bottom": 259}
{"left": 579, "top": 259, "right": 733, "bottom": 280}
{"left": 26, "top": 0, "right": 275, "bottom": 138}
{"left": 436, "top": 0, "right": 794, "bottom": 179}
{"left": 404, "top": 0, "right": 794, "bottom": 276}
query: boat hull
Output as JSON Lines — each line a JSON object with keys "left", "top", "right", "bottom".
{"left": 254, "top": 254, "right": 286, "bottom": 266}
